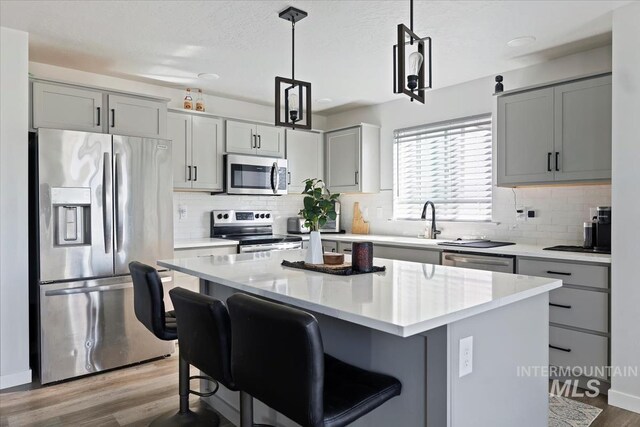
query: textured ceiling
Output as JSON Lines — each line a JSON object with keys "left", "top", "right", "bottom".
{"left": 0, "top": 0, "right": 626, "bottom": 113}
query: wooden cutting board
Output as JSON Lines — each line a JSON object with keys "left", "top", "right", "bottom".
{"left": 352, "top": 202, "right": 370, "bottom": 234}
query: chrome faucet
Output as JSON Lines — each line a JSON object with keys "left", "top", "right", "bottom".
{"left": 421, "top": 201, "right": 441, "bottom": 239}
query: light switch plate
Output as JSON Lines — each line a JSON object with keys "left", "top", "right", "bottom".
{"left": 178, "top": 204, "right": 188, "bottom": 221}
{"left": 459, "top": 336, "right": 473, "bottom": 377}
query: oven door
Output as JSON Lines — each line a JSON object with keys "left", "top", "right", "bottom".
{"left": 226, "top": 154, "right": 288, "bottom": 195}
{"left": 239, "top": 242, "right": 302, "bottom": 253}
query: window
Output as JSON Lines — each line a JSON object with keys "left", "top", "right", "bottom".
{"left": 393, "top": 114, "right": 492, "bottom": 222}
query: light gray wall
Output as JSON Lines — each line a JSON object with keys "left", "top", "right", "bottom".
{"left": 609, "top": 1, "right": 640, "bottom": 414}
{"left": 0, "top": 27, "right": 31, "bottom": 389}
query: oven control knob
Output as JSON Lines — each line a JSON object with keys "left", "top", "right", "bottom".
{"left": 265, "top": 213, "right": 271, "bottom": 218}
{"left": 217, "top": 214, "right": 223, "bottom": 219}
{"left": 255, "top": 213, "right": 259, "bottom": 219}
{"left": 260, "top": 214, "right": 265, "bottom": 219}
{"left": 223, "top": 214, "right": 229, "bottom": 219}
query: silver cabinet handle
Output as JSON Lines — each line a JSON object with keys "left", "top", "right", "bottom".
{"left": 102, "top": 153, "right": 112, "bottom": 253}
{"left": 443, "top": 254, "right": 511, "bottom": 267}
{"left": 187, "top": 165, "right": 192, "bottom": 181}
{"left": 547, "top": 270, "right": 572, "bottom": 276}
{"left": 194, "top": 165, "right": 198, "bottom": 182}
{"left": 110, "top": 108, "right": 115, "bottom": 128}
{"left": 355, "top": 170, "right": 359, "bottom": 185}
{"left": 257, "top": 135, "right": 262, "bottom": 149}
{"left": 555, "top": 152, "right": 560, "bottom": 172}
{"left": 96, "top": 107, "right": 101, "bottom": 126}
{"left": 252, "top": 134, "right": 257, "bottom": 148}
{"left": 288, "top": 171, "right": 291, "bottom": 185}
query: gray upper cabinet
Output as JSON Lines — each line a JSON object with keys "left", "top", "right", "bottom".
{"left": 32, "top": 82, "right": 103, "bottom": 133}
{"left": 108, "top": 95, "right": 167, "bottom": 139}
{"left": 168, "top": 112, "right": 192, "bottom": 189}
{"left": 286, "top": 129, "right": 323, "bottom": 192}
{"left": 225, "top": 119, "right": 284, "bottom": 158}
{"left": 31, "top": 80, "right": 168, "bottom": 139}
{"left": 168, "top": 111, "right": 223, "bottom": 192}
{"left": 497, "top": 74, "right": 611, "bottom": 187}
{"left": 325, "top": 124, "right": 380, "bottom": 193}
{"left": 497, "top": 88, "right": 555, "bottom": 185}
{"left": 553, "top": 75, "right": 612, "bottom": 182}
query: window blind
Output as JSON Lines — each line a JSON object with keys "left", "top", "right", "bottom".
{"left": 393, "top": 114, "right": 492, "bottom": 222}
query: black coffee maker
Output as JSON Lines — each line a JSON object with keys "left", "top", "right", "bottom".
{"left": 594, "top": 206, "right": 611, "bottom": 252}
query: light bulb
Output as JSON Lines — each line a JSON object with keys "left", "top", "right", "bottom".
{"left": 407, "top": 51, "right": 423, "bottom": 90}
{"left": 288, "top": 92, "right": 299, "bottom": 122}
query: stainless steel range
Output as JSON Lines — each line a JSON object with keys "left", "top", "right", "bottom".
{"left": 210, "top": 210, "right": 302, "bottom": 253}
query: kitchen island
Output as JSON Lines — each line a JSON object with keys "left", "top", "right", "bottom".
{"left": 159, "top": 250, "right": 562, "bottom": 427}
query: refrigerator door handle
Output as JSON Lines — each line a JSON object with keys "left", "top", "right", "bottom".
{"left": 44, "top": 276, "right": 171, "bottom": 296}
{"left": 102, "top": 153, "right": 112, "bottom": 253}
{"left": 115, "top": 152, "right": 124, "bottom": 252}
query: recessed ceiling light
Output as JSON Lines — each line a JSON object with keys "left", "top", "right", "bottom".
{"left": 197, "top": 73, "right": 220, "bottom": 80}
{"left": 507, "top": 36, "right": 536, "bottom": 48}
{"left": 316, "top": 98, "right": 333, "bottom": 104}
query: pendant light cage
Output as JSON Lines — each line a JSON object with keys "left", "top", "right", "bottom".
{"left": 393, "top": 0, "right": 432, "bottom": 104}
{"left": 275, "top": 6, "right": 312, "bottom": 130}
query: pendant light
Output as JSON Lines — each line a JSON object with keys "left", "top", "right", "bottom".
{"left": 275, "top": 6, "right": 312, "bottom": 130}
{"left": 393, "top": 0, "right": 432, "bottom": 103}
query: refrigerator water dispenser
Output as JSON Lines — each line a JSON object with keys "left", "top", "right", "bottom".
{"left": 51, "top": 187, "right": 91, "bottom": 246}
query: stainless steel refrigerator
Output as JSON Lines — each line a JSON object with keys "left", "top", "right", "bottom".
{"left": 32, "top": 128, "right": 175, "bottom": 384}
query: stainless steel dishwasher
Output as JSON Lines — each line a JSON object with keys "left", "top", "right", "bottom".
{"left": 441, "top": 251, "right": 516, "bottom": 273}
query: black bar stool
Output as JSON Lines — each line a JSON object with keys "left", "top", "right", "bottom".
{"left": 227, "top": 293, "right": 402, "bottom": 427}
{"left": 129, "top": 262, "right": 221, "bottom": 426}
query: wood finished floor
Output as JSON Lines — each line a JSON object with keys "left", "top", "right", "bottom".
{"left": 0, "top": 354, "right": 232, "bottom": 427}
{"left": 2, "top": 355, "right": 639, "bottom": 426}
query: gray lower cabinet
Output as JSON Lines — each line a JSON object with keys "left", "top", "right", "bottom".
{"left": 373, "top": 245, "right": 440, "bottom": 264}
{"left": 31, "top": 80, "right": 168, "bottom": 138}
{"left": 497, "top": 74, "right": 611, "bottom": 187}
{"left": 322, "top": 240, "right": 338, "bottom": 253}
{"left": 518, "top": 258, "right": 610, "bottom": 387}
{"left": 32, "top": 82, "right": 103, "bottom": 133}
{"left": 168, "top": 111, "right": 224, "bottom": 192}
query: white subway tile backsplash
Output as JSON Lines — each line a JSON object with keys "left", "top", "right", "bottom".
{"left": 173, "top": 192, "right": 305, "bottom": 239}
{"left": 336, "top": 184, "right": 610, "bottom": 246}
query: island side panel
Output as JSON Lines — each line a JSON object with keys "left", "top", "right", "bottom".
{"left": 200, "top": 279, "right": 429, "bottom": 427}
{"left": 447, "top": 293, "right": 549, "bottom": 427}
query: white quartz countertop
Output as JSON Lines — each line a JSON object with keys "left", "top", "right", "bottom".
{"left": 158, "top": 250, "right": 562, "bottom": 337}
{"left": 174, "top": 238, "right": 239, "bottom": 250}
{"left": 307, "top": 233, "right": 611, "bottom": 264}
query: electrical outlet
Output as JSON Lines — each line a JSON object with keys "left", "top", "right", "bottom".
{"left": 459, "top": 336, "right": 473, "bottom": 377}
{"left": 178, "top": 204, "right": 188, "bottom": 221}
{"left": 516, "top": 206, "right": 526, "bottom": 222}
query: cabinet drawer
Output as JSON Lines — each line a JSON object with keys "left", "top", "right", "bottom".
{"left": 549, "top": 287, "right": 608, "bottom": 333}
{"left": 174, "top": 246, "right": 237, "bottom": 258}
{"left": 518, "top": 259, "right": 608, "bottom": 289}
{"left": 374, "top": 245, "right": 440, "bottom": 265}
{"left": 549, "top": 326, "right": 608, "bottom": 379}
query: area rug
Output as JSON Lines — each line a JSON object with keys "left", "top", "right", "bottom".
{"left": 549, "top": 394, "right": 603, "bottom": 427}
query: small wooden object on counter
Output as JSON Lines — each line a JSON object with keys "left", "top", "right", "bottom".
{"left": 323, "top": 253, "right": 344, "bottom": 265}
{"left": 352, "top": 202, "right": 370, "bottom": 234}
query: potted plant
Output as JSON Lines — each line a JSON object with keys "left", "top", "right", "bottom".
{"left": 299, "top": 178, "right": 340, "bottom": 264}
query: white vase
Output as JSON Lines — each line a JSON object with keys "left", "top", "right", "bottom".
{"left": 305, "top": 231, "right": 324, "bottom": 264}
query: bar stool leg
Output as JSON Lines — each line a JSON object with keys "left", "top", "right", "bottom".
{"left": 150, "top": 355, "right": 221, "bottom": 426}
{"left": 240, "top": 391, "right": 254, "bottom": 427}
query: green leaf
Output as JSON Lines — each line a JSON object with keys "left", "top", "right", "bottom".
{"left": 318, "top": 217, "right": 327, "bottom": 227}
{"left": 303, "top": 196, "right": 314, "bottom": 210}
{"left": 328, "top": 211, "right": 337, "bottom": 220}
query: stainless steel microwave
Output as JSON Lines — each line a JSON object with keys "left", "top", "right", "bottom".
{"left": 225, "top": 154, "right": 288, "bottom": 195}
